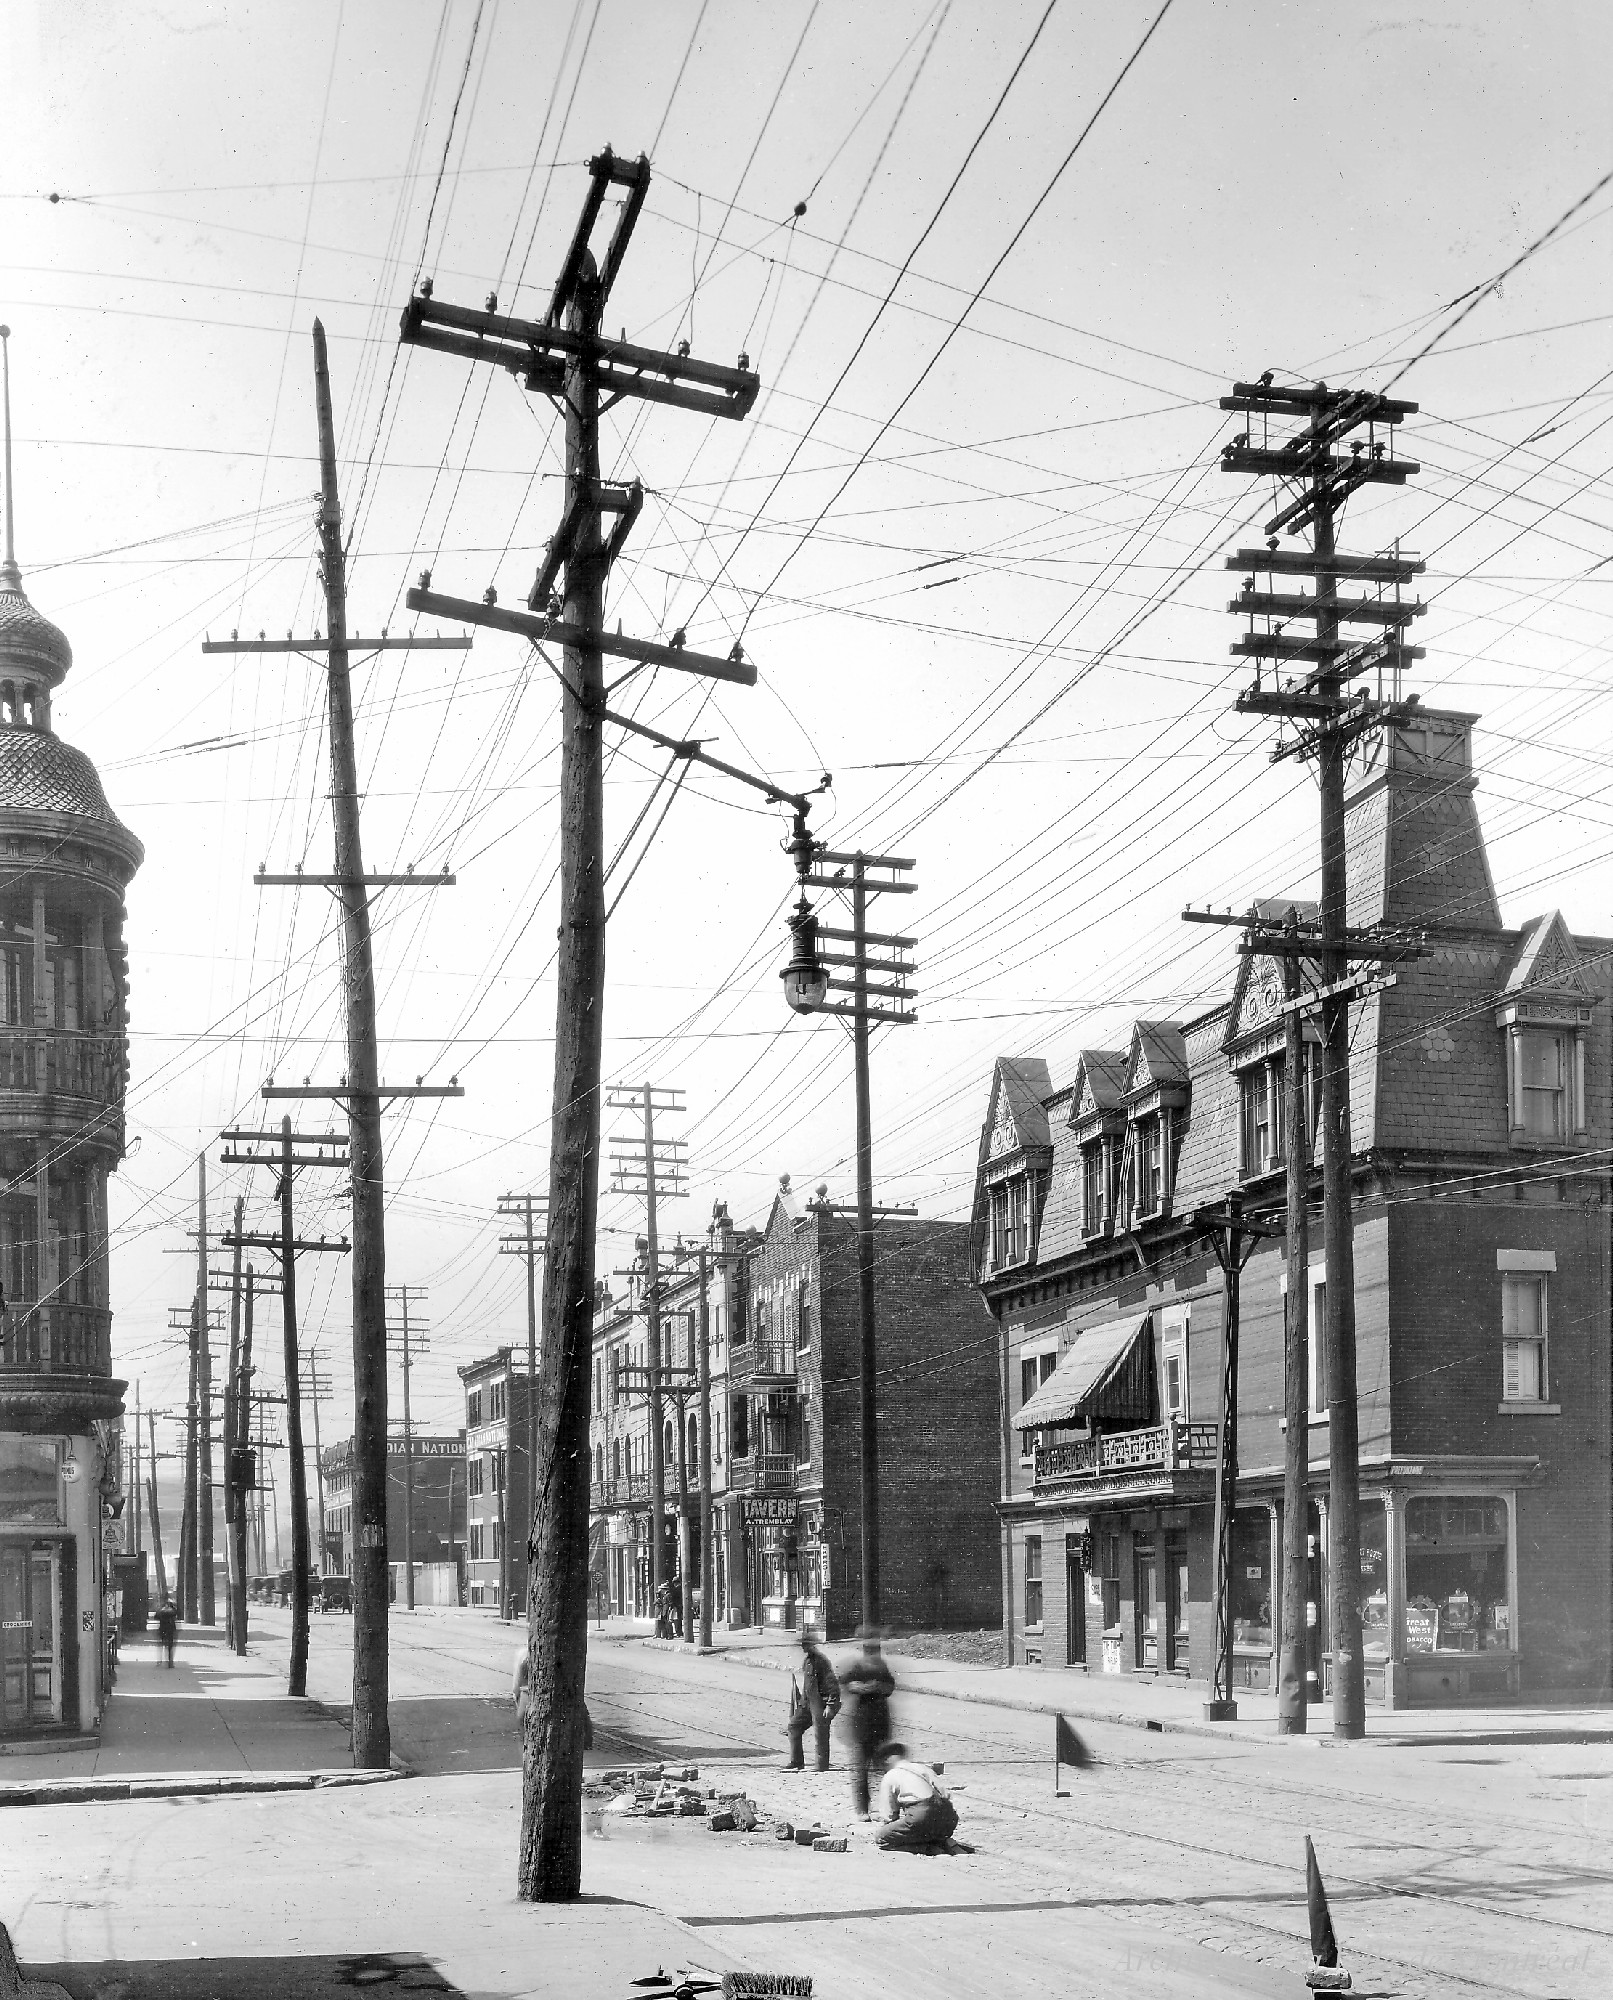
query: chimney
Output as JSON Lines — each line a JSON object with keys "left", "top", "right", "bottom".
{"left": 1345, "top": 706, "right": 1500, "bottom": 931}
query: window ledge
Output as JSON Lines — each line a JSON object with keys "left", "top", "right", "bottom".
{"left": 1023, "top": 1623, "right": 1045, "bottom": 1636}
{"left": 1497, "top": 1401, "right": 1560, "bottom": 1416}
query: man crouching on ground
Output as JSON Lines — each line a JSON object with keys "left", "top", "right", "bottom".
{"left": 870, "top": 1740, "right": 958, "bottom": 1852}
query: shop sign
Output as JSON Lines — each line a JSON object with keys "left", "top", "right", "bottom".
{"left": 742, "top": 1496, "right": 795, "bottom": 1524}
{"left": 101, "top": 1522, "right": 123, "bottom": 1551}
{"left": 819, "top": 1542, "right": 831, "bottom": 1588}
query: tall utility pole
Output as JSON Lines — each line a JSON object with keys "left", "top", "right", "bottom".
{"left": 498, "top": 1194, "right": 547, "bottom": 1559}
{"left": 303, "top": 1347, "right": 332, "bottom": 1578}
{"left": 146, "top": 1412, "right": 168, "bottom": 1606}
{"left": 1211, "top": 377, "right": 1427, "bottom": 1740}
{"left": 196, "top": 1155, "right": 215, "bottom": 1625}
{"left": 221, "top": 1125, "right": 349, "bottom": 1697}
{"left": 789, "top": 837, "right": 918, "bottom": 1633}
{"left": 608, "top": 1084, "right": 687, "bottom": 1618}
{"left": 385, "top": 1286, "right": 429, "bottom": 1611}
{"left": 695, "top": 1245, "right": 713, "bottom": 1650}
{"left": 220, "top": 1199, "right": 243, "bottom": 1646}
{"left": 204, "top": 337, "right": 463, "bottom": 1766}
{"left": 400, "top": 147, "right": 760, "bottom": 1900}
{"left": 181, "top": 1306, "right": 198, "bottom": 1621}
{"left": 237, "top": 1268, "right": 257, "bottom": 1646}
{"left": 1278, "top": 913, "right": 1312, "bottom": 1731}
{"left": 128, "top": 1381, "right": 141, "bottom": 1555}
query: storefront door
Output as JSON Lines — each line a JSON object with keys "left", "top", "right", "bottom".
{"left": 1135, "top": 1543, "right": 1159, "bottom": 1669}
{"left": 1, "top": 1544, "right": 62, "bottom": 1733}
{"left": 1064, "top": 1539, "right": 1086, "bottom": 1666}
{"left": 1165, "top": 1537, "right": 1190, "bottom": 1673}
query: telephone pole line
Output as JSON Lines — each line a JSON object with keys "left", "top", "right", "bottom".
{"left": 608, "top": 1084, "right": 686, "bottom": 1619}
{"left": 385, "top": 1287, "right": 430, "bottom": 1610}
{"left": 399, "top": 147, "right": 760, "bottom": 1899}
{"left": 498, "top": 1194, "right": 547, "bottom": 1553}
{"left": 203, "top": 326, "right": 464, "bottom": 1767}
{"left": 1209, "top": 375, "right": 1428, "bottom": 1740}
{"left": 303, "top": 1346, "right": 333, "bottom": 1581}
{"left": 196, "top": 1154, "right": 215, "bottom": 1625}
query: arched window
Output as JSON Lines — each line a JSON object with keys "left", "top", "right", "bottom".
{"left": 612, "top": 1438, "right": 621, "bottom": 1482}
{"left": 688, "top": 1413, "right": 698, "bottom": 1466}
{"left": 663, "top": 1417, "right": 674, "bottom": 1467}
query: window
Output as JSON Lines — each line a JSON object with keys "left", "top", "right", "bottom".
{"left": 1024, "top": 1536, "right": 1043, "bottom": 1629}
{"left": 612, "top": 1439, "right": 621, "bottom": 1482}
{"left": 796, "top": 1282, "right": 812, "bottom": 1349}
{"left": 492, "top": 1449, "right": 505, "bottom": 1495}
{"left": 732, "top": 1284, "right": 748, "bottom": 1345}
{"left": 468, "top": 1456, "right": 483, "bottom": 1498}
{"left": 1134, "top": 1118, "right": 1161, "bottom": 1216}
{"left": 714, "top": 1302, "right": 725, "bottom": 1355}
{"left": 468, "top": 1523, "right": 484, "bottom": 1561}
{"left": 1519, "top": 1029, "right": 1566, "bottom": 1139}
{"left": 731, "top": 1394, "right": 750, "bottom": 1459}
{"left": 1502, "top": 1273, "right": 1547, "bottom": 1401}
{"left": 1161, "top": 1304, "right": 1189, "bottom": 1420}
{"left": 492, "top": 1520, "right": 503, "bottom": 1559}
{"left": 1405, "top": 1497, "right": 1511, "bottom": 1654}
{"left": 491, "top": 1380, "right": 507, "bottom": 1422}
{"left": 1310, "top": 1280, "right": 1329, "bottom": 1419}
{"left": 1239, "top": 1065, "right": 1275, "bottom": 1174}
{"left": 1017, "top": 1348, "right": 1058, "bottom": 1456}
{"left": 688, "top": 1414, "right": 699, "bottom": 1467}
{"left": 1081, "top": 1143, "right": 1104, "bottom": 1236}
{"left": 714, "top": 1410, "right": 723, "bottom": 1466}
{"left": 1230, "top": 1509, "right": 1271, "bottom": 1648}
{"left": 798, "top": 1413, "right": 811, "bottom": 1465}
{"left": 1100, "top": 1530, "right": 1122, "bottom": 1631}
{"left": 466, "top": 1389, "right": 482, "bottom": 1429}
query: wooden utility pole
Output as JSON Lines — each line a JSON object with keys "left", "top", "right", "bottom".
{"left": 146, "top": 1411, "right": 167, "bottom": 1607}
{"left": 1213, "top": 377, "right": 1427, "bottom": 1739}
{"left": 236, "top": 1267, "right": 256, "bottom": 1645}
{"left": 607, "top": 1085, "right": 687, "bottom": 1617}
{"left": 205, "top": 342, "right": 462, "bottom": 1763}
{"left": 498, "top": 1194, "right": 547, "bottom": 1575}
{"left": 279, "top": 1119, "right": 310, "bottom": 1693}
{"left": 386, "top": 1287, "right": 429, "bottom": 1610}
{"left": 399, "top": 147, "right": 760, "bottom": 1901}
{"left": 696, "top": 1244, "right": 713, "bottom": 1650}
{"left": 1278, "top": 913, "right": 1311, "bottom": 1732}
{"left": 181, "top": 1322, "right": 198, "bottom": 1621}
{"left": 196, "top": 1155, "right": 215, "bottom": 1625}
{"left": 792, "top": 843, "right": 918, "bottom": 1633}
{"left": 222, "top": 1198, "right": 243, "bottom": 1648}
{"left": 304, "top": 1347, "right": 330, "bottom": 1578}
{"left": 130, "top": 1382, "right": 141, "bottom": 1555}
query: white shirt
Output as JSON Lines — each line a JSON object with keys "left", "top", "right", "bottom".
{"left": 878, "top": 1761, "right": 949, "bottom": 1821}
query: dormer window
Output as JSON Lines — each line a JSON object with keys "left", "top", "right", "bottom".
{"left": 1518, "top": 1029, "right": 1567, "bottom": 1139}
{"left": 1081, "top": 1143, "right": 1104, "bottom": 1235}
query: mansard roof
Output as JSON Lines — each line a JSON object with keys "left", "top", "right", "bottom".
{"left": 983, "top": 1056, "right": 1053, "bottom": 1164}
{"left": 1070, "top": 1049, "right": 1128, "bottom": 1123}
{"left": 1125, "top": 1020, "right": 1187, "bottom": 1096}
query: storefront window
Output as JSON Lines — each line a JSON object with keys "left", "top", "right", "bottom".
{"left": 1359, "top": 1503, "right": 1390, "bottom": 1657}
{"left": 0, "top": 1438, "right": 60, "bottom": 1524}
{"left": 1231, "top": 1509, "right": 1272, "bottom": 1648}
{"left": 1405, "top": 1497, "right": 1510, "bottom": 1654}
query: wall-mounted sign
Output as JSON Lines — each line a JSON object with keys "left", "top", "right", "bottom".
{"left": 61, "top": 1461, "right": 81, "bottom": 1483}
{"left": 819, "top": 1543, "right": 832, "bottom": 1588}
{"left": 742, "top": 1496, "right": 795, "bottom": 1524}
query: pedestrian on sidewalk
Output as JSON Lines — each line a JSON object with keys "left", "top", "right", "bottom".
{"left": 838, "top": 1629, "right": 895, "bottom": 1816}
{"left": 784, "top": 1627, "right": 840, "bottom": 1772}
{"left": 870, "top": 1742, "right": 958, "bottom": 1853}
{"left": 513, "top": 1642, "right": 591, "bottom": 1749}
{"left": 155, "top": 1601, "right": 177, "bottom": 1668}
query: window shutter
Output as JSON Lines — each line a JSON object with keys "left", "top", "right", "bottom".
{"left": 1503, "top": 1340, "right": 1522, "bottom": 1400}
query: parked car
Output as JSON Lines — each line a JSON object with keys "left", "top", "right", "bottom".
{"left": 319, "top": 1575, "right": 352, "bottom": 1614}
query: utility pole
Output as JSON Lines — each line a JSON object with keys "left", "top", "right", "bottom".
{"left": 498, "top": 1194, "right": 547, "bottom": 1574}
{"left": 400, "top": 147, "right": 760, "bottom": 1901}
{"left": 1208, "top": 376, "right": 1427, "bottom": 1740}
{"left": 1278, "top": 912, "right": 1311, "bottom": 1732}
{"left": 221, "top": 1125, "right": 349, "bottom": 1698}
{"left": 385, "top": 1287, "right": 429, "bottom": 1610}
{"left": 219, "top": 1199, "right": 243, "bottom": 1647}
{"left": 129, "top": 1381, "right": 141, "bottom": 1556}
{"left": 196, "top": 1154, "right": 215, "bottom": 1625}
{"left": 787, "top": 834, "right": 918, "bottom": 1633}
{"left": 303, "top": 1347, "right": 332, "bottom": 1578}
{"left": 237, "top": 1267, "right": 260, "bottom": 1635}
{"left": 204, "top": 337, "right": 464, "bottom": 1765}
{"left": 146, "top": 1412, "right": 168, "bottom": 1606}
{"left": 181, "top": 1306, "right": 198, "bottom": 1621}
{"left": 608, "top": 1085, "right": 687, "bottom": 1619}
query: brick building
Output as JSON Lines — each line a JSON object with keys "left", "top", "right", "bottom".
{"left": 321, "top": 1432, "right": 465, "bottom": 1585}
{"left": 458, "top": 1350, "right": 533, "bottom": 1613}
{"left": 976, "top": 707, "right": 1612, "bottom": 1707}
{"left": 589, "top": 1180, "right": 1000, "bottom": 1640}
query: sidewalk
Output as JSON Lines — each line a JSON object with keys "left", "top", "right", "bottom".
{"left": 0, "top": 1620, "right": 401, "bottom": 1806}
{"left": 594, "top": 1617, "right": 1613, "bottom": 1747}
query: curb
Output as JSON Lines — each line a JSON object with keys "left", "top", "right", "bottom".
{"left": 610, "top": 1632, "right": 1613, "bottom": 1751}
{"left": 0, "top": 1768, "right": 405, "bottom": 1809}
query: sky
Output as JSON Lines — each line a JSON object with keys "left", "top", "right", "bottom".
{"left": 3, "top": 0, "right": 1611, "bottom": 1480}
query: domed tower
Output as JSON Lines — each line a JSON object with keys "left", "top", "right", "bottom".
{"left": 0, "top": 328, "right": 142, "bottom": 1740}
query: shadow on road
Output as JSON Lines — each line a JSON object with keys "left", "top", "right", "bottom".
{"left": 21, "top": 1952, "right": 463, "bottom": 1997}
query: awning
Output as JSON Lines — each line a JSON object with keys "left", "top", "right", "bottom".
{"left": 1017, "top": 1313, "right": 1154, "bottom": 1429}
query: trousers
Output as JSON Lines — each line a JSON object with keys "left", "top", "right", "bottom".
{"left": 874, "top": 1795, "right": 958, "bottom": 1851}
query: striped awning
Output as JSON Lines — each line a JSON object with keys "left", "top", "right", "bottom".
{"left": 1017, "top": 1313, "right": 1154, "bottom": 1429}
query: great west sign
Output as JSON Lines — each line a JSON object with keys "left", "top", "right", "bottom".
{"left": 741, "top": 1496, "right": 795, "bottom": 1524}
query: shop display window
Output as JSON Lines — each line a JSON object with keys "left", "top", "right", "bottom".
{"left": 0, "top": 1438, "right": 60, "bottom": 1524}
{"left": 1405, "top": 1497, "right": 1510, "bottom": 1654}
{"left": 1359, "top": 1503, "right": 1390, "bottom": 1657}
{"left": 1230, "top": 1508, "right": 1272, "bottom": 1648}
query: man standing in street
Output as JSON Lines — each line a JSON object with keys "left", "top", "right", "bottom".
{"left": 838, "top": 1629, "right": 895, "bottom": 1815}
{"left": 785, "top": 1627, "right": 840, "bottom": 1771}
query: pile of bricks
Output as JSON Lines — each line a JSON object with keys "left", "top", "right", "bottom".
{"left": 584, "top": 1763, "right": 707, "bottom": 1818}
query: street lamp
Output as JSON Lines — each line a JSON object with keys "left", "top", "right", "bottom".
{"left": 779, "top": 898, "right": 828, "bottom": 1013}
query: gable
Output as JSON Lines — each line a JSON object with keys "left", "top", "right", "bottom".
{"left": 1507, "top": 911, "right": 1592, "bottom": 1000}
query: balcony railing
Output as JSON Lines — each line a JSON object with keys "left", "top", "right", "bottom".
{"left": 1034, "top": 1418, "right": 1218, "bottom": 1487}
{"left": 733, "top": 1451, "right": 797, "bottom": 1493}
{"left": 744, "top": 1340, "right": 797, "bottom": 1383}
{"left": 0, "top": 1030, "right": 125, "bottom": 1104}
{"left": 0, "top": 1303, "right": 113, "bottom": 1375}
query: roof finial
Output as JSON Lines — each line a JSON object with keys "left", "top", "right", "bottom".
{"left": 0, "top": 325, "right": 19, "bottom": 592}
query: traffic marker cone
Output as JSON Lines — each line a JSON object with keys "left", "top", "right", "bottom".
{"left": 1303, "top": 1836, "right": 1352, "bottom": 1991}
{"left": 1054, "top": 1711, "right": 1090, "bottom": 1795}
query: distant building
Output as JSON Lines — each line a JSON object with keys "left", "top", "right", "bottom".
{"left": 0, "top": 354, "right": 145, "bottom": 1741}
{"left": 458, "top": 1350, "right": 534, "bottom": 1614}
{"left": 321, "top": 1433, "right": 465, "bottom": 1586}
{"left": 975, "top": 707, "right": 1612, "bottom": 1708}
{"left": 589, "top": 1182, "right": 1001, "bottom": 1640}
